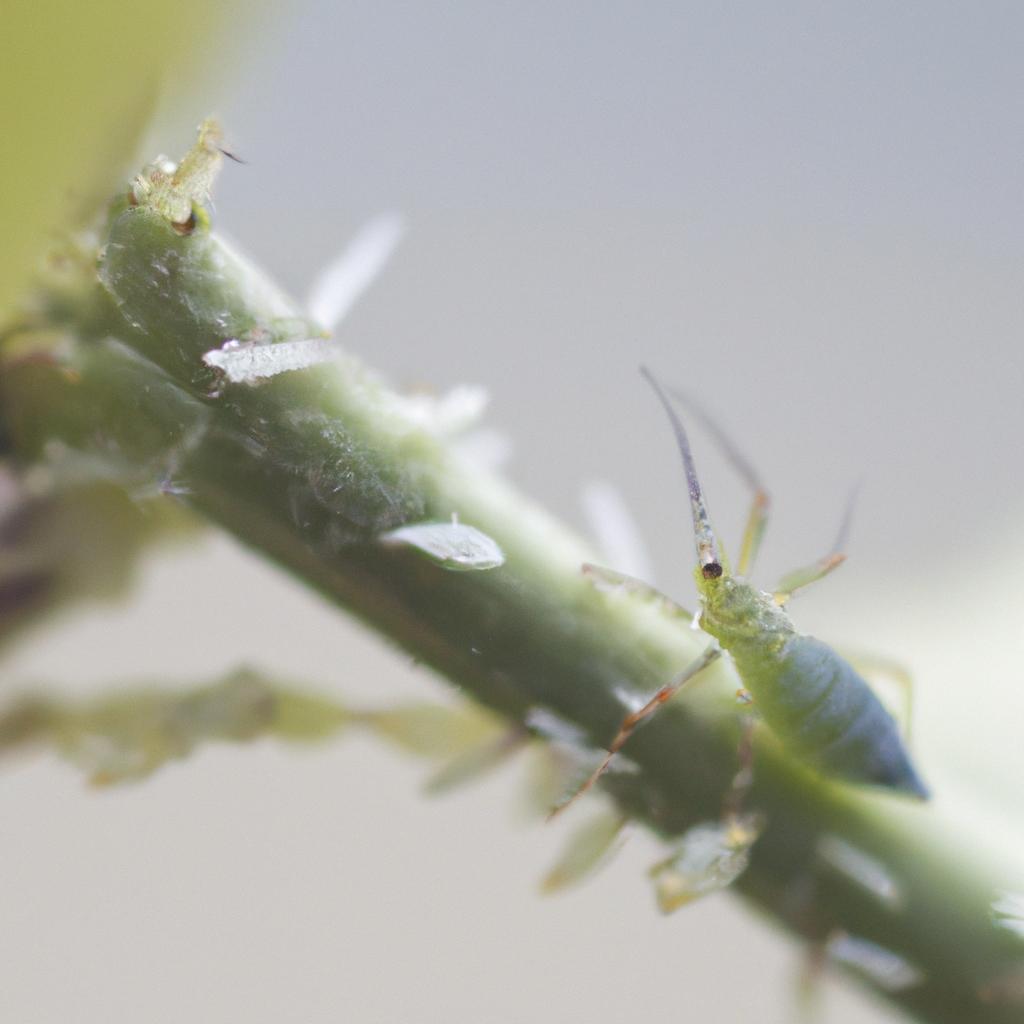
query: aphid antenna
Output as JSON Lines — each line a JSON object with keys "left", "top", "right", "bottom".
{"left": 639, "top": 366, "right": 724, "bottom": 579}
{"left": 772, "top": 479, "right": 862, "bottom": 603}
{"left": 814, "top": 479, "right": 862, "bottom": 577}
{"left": 666, "top": 384, "right": 771, "bottom": 578}
{"left": 833, "top": 479, "right": 863, "bottom": 555}
{"left": 666, "top": 385, "right": 768, "bottom": 506}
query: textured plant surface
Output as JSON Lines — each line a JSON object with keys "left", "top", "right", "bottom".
{"left": 2, "top": 127, "right": 1023, "bottom": 1024}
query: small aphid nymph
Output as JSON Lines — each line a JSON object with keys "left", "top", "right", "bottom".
{"left": 130, "top": 118, "right": 233, "bottom": 230}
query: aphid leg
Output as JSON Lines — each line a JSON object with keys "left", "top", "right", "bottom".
{"left": 581, "top": 563, "right": 693, "bottom": 621}
{"left": 772, "top": 485, "right": 859, "bottom": 604}
{"left": 772, "top": 550, "right": 846, "bottom": 604}
{"left": 666, "top": 385, "right": 771, "bottom": 577}
{"left": 549, "top": 644, "right": 721, "bottom": 819}
{"left": 841, "top": 652, "right": 915, "bottom": 741}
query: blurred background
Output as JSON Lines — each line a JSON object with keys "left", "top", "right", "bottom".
{"left": 3, "top": 3, "right": 1023, "bottom": 1022}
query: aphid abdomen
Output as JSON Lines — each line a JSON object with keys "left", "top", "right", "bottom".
{"left": 758, "top": 636, "right": 928, "bottom": 799}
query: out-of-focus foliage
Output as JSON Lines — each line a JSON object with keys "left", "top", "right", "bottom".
{"left": 0, "top": 669, "right": 509, "bottom": 787}
{"left": 1, "top": 0, "right": 254, "bottom": 317}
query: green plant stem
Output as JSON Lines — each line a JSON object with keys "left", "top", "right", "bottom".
{"left": 3, "top": 201, "right": 1023, "bottom": 1024}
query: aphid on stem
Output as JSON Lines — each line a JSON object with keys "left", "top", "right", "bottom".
{"left": 130, "top": 118, "right": 235, "bottom": 231}
{"left": 552, "top": 367, "right": 928, "bottom": 816}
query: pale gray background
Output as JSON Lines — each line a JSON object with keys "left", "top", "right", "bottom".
{"left": 4, "top": 4, "right": 1023, "bottom": 1022}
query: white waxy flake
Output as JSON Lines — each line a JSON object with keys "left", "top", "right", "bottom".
{"left": 393, "top": 384, "right": 490, "bottom": 435}
{"left": 825, "top": 933, "right": 923, "bottom": 993}
{"left": 306, "top": 212, "right": 406, "bottom": 330}
{"left": 524, "top": 707, "right": 589, "bottom": 749}
{"left": 993, "top": 890, "right": 1024, "bottom": 939}
{"left": 580, "top": 479, "right": 654, "bottom": 582}
{"left": 451, "top": 427, "right": 514, "bottom": 472}
{"left": 202, "top": 338, "right": 340, "bottom": 384}
{"left": 651, "top": 815, "right": 763, "bottom": 912}
{"left": 817, "top": 835, "right": 904, "bottom": 909}
{"left": 380, "top": 520, "right": 505, "bottom": 571}
{"left": 611, "top": 683, "right": 652, "bottom": 716}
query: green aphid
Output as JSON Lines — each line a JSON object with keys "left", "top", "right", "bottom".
{"left": 555, "top": 368, "right": 928, "bottom": 815}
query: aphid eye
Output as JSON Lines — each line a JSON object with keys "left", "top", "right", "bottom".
{"left": 702, "top": 562, "right": 723, "bottom": 580}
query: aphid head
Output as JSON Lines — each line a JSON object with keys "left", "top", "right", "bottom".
{"left": 639, "top": 367, "right": 729, "bottom": 595}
